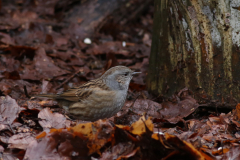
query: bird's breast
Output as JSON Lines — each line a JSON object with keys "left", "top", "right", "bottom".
{"left": 113, "top": 90, "right": 127, "bottom": 108}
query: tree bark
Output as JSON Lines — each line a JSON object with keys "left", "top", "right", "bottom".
{"left": 147, "top": 0, "right": 240, "bottom": 105}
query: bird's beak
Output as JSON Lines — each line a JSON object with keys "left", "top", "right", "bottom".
{"left": 132, "top": 72, "right": 141, "bottom": 75}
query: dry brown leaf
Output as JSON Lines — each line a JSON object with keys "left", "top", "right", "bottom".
{"left": 165, "top": 133, "right": 205, "bottom": 160}
{"left": 235, "top": 103, "right": 240, "bottom": 121}
{"left": 116, "top": 146, "right": 140, "bottom": 160}
{"left": 100, "top": 142, "right": 136, "bottom": 160}
{"left": 27, "top": 119, "right": 114, "bottom": 159}
{"left": 0, "top": 96, "right": 22, "bottom": 125}
{"left": 24, "top": 135, "right": 61, "bottom": 160}
{"left": 222, "top": 146, "right": 240, "bottom": 159}
{"left": 199, "top": 148, "right": 216, "bottom": 160}
{"left": 38, "top": 108, "right": 70, "bottom": 130}
{"left": 2, "top": 153, "right": 20, "bottom": 160}
{"left": 132, "top": 99, "right": 162, "bottom": 117}
{"left": 8, "top": 133, "right": 35, "bottom": 150}
{"left": 132, "top": 90, "right": 199, "bottom": 124}
{"left": 0, "top": 32, "right": 15, "bottom": 45}
{"left": 21, "top": 48, "right": 69, "bottom": 80}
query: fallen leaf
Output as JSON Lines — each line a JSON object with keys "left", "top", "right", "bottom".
{"left": 222, "top": 146, "right": 240, "bottom": 159}
{"left": 0, "top": 96, "right": 22, "bottom": 125}
{"left": 132, "top": 99, "right": 162, "bottom": 118}
{"left": 25, "top": 120, "right": 114, "bottom": 159}
{"left": 100, "top": 142, "right": 136, "bottom": 160}
{"left": 0, "top": 32, "right": 15, "bottom": 45}
{"left": 24, "top": 136, "right": 62, "bottom": 159}
{"left": 87, "top": 41, "right": 130, "bottom": 56}
{"left": 235, "top": 103, "right": 240, "bottom": 121}
{"left": 165, "top": 133, "right": 205, "bottom": 160}
{"left": 38, "top": 108, "right": 70, "bottom": 130}
{"left": 2, "top": 70, "right": 21, "bottom": 80}
{"left": 130, "top": 116, "right": 153, "bottom": 135}
{"left": 8, "top": 133, "right": 35, "bottom": 150}
{"left": 71, "top": 120, "right": 114, "bottom": 155}
{"left": 21, "top": 48, "right": 69, "bottom": 80}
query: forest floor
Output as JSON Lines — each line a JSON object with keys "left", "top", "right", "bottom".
{"left": 0, "top": 1, "right": 240, "bottom": 160}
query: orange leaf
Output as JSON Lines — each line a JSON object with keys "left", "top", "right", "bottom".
{"left": 130, "top": 116, "right": 153, "bottom": 135}
{"left": 165, "top": 133, "right": 205, "bottom": 160}
{"left": 71, "top": 120, "right": 114, "bottom": 155}
{"left": 36, "top": 131, "right": 46, "bottom": 139}
{"left": 235, "top": 103, "right": 240, "bottom": 121}
{"left": 212, "top": 148, "right": 229, "bottom": 155}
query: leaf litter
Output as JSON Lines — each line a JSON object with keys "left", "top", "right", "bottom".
{"left": 0, "top": 1, "right": 239, "bottom": 160}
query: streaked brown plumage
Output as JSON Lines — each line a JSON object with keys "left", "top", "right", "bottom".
{"left": 35, "top": 66, "right": 139, "bottom": 121}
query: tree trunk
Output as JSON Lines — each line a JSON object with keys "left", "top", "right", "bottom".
{"left": 147, "top": 0, "right": 240, "bottom": 105}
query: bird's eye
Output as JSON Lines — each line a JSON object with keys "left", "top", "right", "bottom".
{"left": 124, "top": 72, "right": 129, "bottom": 76}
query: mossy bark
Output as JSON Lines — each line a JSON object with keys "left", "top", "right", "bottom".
{"left": 147, "top": 0, "right": 240, "bottom": 105}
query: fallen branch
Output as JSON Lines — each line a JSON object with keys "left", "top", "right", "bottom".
{"left": 198, "top": 103, "right": 236, "bottom": 110}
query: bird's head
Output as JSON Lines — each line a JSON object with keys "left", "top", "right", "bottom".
{"left": 101, "top": 66, "right": 140, "bottom": 90}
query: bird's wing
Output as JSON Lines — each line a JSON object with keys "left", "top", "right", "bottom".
{"left": 57, "top": 79, "right": 110, "bottom": 102}
{"left": 56, "top": 88, "right": 80, "bottom": 101}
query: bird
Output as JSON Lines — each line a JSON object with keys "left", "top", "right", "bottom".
{"left": 34, "top": 66, "right": 140, "bottom": 121}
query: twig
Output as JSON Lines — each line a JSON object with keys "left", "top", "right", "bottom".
{"left": 24, "top": 85, "right": 30, "bottom": 98}
{"left": 128, "top": 93, "right": 140, "bottom": 111}
{"left": 54, "top": 70, "right": 82, "bottom": 90}
{"left": 198, "top": 103, "right": 236, "bottom": 110}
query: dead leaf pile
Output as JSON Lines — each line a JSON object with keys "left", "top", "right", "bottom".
{"left": 0, "top": 1, "right": 239, "bottom": 160}
{"left": 24, "top": 116, "right": 207, "bottom": 159}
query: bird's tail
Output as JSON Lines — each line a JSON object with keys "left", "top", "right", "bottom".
{"left": 32, "top": 94, "right": 58, "bottom": 99}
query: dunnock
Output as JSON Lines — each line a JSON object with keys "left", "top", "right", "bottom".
{"left": 35, "top": 66, "right": 139, "bottom": 121}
